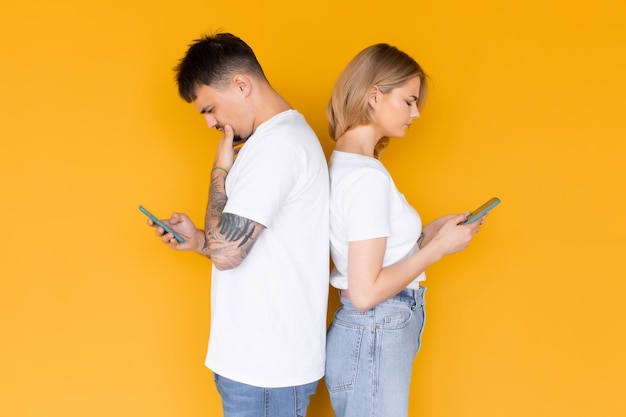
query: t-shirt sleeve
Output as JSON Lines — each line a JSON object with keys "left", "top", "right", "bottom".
{"left": 223, "top": 137, "right": 299, "bottom": 228}
{"left": 342, "top": 168, "right": 391, "bottom": 242}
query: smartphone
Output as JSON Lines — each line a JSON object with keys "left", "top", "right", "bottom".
{"left": 463, "top": 197, "right": 500, "bottom": 224}
{"left": 138, "top": 205, "right": 185, "bottom": 243}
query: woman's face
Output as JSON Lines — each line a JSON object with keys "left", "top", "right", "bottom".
{"left": 372, "top": 76, "right": 422, "bottom": 138}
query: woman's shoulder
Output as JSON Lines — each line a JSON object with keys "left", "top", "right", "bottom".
{"left": 330, "top": 152, "right": 391, "bottom": 192}
{"left": 330, "top": 150, "right": 386, "bottom": 169}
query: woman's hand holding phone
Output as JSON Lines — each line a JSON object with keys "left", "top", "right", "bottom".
{"left": 421, "top": 197, "right": 499, "bottom": 256}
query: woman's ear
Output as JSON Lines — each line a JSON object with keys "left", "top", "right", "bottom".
{"left": 368, "top": 85, "right": 380, "bottom": 107}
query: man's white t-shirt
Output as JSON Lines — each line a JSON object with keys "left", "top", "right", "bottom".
{"left": 205, "top": 110, "right": 330, "bottom": 388}
{"left": 329, "top": 150, "right": 425, "bottom": 290}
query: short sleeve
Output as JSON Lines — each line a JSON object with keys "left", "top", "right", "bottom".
{"left": 342, "top": 168, "right": 391, "bottom": 241}
{"left": 223, "top": 138, "right": 298, "bottom": 228}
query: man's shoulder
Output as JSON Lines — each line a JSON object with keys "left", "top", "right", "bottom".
{"left": 264, "top": 110, "right": 314, "bottom": 135}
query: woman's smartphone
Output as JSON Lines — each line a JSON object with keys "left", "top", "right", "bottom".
{"left": 139, "top": 205, "right": 185, "bottom": 243}
{"left": 463, "top": 197, "right": 500, "bottom": 224}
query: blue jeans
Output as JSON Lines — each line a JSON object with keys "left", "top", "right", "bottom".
{"left": 325, "top": 287, "right": 426, "bottom": 417}
{"left": 214, "top": 373, "right": 318, "bottom": 417}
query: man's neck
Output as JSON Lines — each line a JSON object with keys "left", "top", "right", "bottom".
{"left": 250, "top": 84, "right": 292, "bottom": 131}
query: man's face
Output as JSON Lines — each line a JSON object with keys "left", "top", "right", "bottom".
{"left": 192, "top": 82, "right": 252, "bottom": 145}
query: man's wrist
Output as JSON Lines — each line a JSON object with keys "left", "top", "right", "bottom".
{"left": 212, "top": 166, "right": 229, "bottom": 175}
{"left": 195, "top": 229, "right": 208, "bottom": 253}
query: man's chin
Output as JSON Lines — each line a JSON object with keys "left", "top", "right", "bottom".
{"left": 232, "top": 135, "right": 248, "bottom": 154}
{"left": 232, "top": 135, "right": 248, "bottom": 148}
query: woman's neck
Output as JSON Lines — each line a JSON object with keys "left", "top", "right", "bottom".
{"left": 335, "top": 125, "right": 380, "bottom": 157}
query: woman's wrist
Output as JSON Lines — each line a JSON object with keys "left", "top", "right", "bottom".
{"left": 417, "top": 232, "right": 425, "bottom": 248}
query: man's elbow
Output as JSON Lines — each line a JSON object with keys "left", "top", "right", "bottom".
{"left": 212, "top": 262, "right": 233, "bottom": 271}
{"left": 210, "top": 255, "right": 243, "bottom": 271}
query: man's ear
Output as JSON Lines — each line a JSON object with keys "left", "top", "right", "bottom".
{"left": 232, "top": 74, "right": 252, "bottom": 96}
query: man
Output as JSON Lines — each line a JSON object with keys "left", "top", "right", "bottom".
{"left": 147, "top": 33, "right": 329, "bottom": 416}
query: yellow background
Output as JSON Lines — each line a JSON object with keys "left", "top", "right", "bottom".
{"left": 2, "top": 0, "right": 625, "bottom": 416}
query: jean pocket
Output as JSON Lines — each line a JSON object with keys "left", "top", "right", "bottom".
{"left": 324, "top": 320, "right": 363, "bottom": 393}
{"left": 379, "top": 308, "right": 413, "bottom": 330}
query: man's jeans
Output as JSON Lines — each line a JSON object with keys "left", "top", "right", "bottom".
{"left": 325, "top": 287, "right": 426, "bottom": 417}
{"left": 214, "top": 373, "right": 318, "bottom": 417}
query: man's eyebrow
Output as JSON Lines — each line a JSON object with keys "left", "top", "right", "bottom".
{"left": 410, "top": 95, "right": 419, "bottom": 101}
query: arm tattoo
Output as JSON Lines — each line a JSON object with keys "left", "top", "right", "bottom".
{"left": 204, "top": 170, "right": 262, "bottom": 267}
{"left": 208, "top": 175, "right": 228, "bottom": 215}
{"left": 218, "top": 214, "right": 257, "bottom": 247}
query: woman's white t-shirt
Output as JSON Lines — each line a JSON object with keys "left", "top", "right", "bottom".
{"left": 329, "top": 150, "right": 425, "bottom": 290}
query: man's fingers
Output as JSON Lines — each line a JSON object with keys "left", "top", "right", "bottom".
{"left": 223, "top": 124, "right": 234, "bottom": 146}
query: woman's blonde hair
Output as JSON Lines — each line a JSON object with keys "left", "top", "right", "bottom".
{"left": 327, "top": 43, "right": 428, "bottom": 158}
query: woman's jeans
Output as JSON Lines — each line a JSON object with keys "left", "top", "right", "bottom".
{"left": 214, "top": 373, "right": 318, "bottom": 417}
{"left": 325, "top": 287, "right": 426, "bottom": 417}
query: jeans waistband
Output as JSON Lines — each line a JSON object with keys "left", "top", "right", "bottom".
{"left": 340, "top": 286, "right": 426, "bottom": 305}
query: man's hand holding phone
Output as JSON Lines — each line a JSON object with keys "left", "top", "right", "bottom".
{"left": 140, "top": 206, "right": 204, "bottom": 252}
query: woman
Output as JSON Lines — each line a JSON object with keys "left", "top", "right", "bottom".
{"left": 325, "top": 43, "right": 486, "bottom": 417}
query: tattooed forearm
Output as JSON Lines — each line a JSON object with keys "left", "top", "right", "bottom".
{"left": 208, "top": 174, "right": 228, "bottom": 215}
{"left": 203, "top": 169, "right": 265, "bottom": 269}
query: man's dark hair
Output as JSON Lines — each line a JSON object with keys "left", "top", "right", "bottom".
{"left": 175, "top": 32, "right": 267, "bottom": 103}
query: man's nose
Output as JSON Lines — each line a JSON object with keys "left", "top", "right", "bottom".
{"left": 204, "top": 115, "right": 218, "bottom": 129}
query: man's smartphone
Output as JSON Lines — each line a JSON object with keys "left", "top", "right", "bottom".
{"left": 463, "top": 197, "right": 500, "bottom": 224}
{"left": 139, "top": 205, "right": 185, "bottom": 243}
